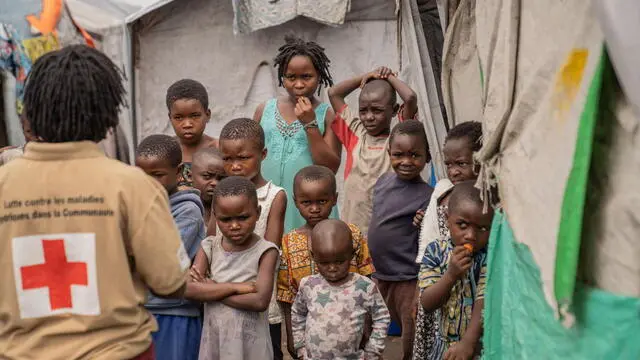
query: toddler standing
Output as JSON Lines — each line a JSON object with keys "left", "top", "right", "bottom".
{"left": 186, "top": 176, "right": 279, "bottom": 360}
{"left": 368, "top": 120, "right": 433, "bottom": 360}
{"left": 291, "top": 219, "right": 390, "bottom": 359}
{"left": 277, "top": 165, "right": 374, "bottom": 359}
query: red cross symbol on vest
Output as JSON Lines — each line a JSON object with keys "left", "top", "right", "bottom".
{"left": 12, "top": 233, "right": 100, "bottom": 319}
{"left": 20, "top": 239, "right": 88, "bottom": 310}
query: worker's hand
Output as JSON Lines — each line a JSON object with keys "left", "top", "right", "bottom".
{"left": 413, "top": 209, "right": 425, "bottom": 227}
{"left": 445, "top": 246, "right": 472, "bottom": 280}
{"left": 295, "top": 97, "right": 316, "bottom": 125}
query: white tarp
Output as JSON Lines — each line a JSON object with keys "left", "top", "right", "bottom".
{"left": 127, "top": 0, "right": 448, "bottom": 180}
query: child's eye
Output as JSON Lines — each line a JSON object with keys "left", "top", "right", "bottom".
{"left": 480, "top": 226, "right": 489, "bottom": 232}
{"left": 319, "top": 200, "right": 327, "bottom": 205}
{"left": 238, "top": 215, "right": 250, "bottom": 221}
{"left": 240, "top": 156, "right": 250, "bottom": 160}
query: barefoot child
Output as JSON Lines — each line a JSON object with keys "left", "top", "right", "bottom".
{"left": 186, "top": 176, "right": 280, "bottom": 360}
{"left": 0, "top": 45, "right": 188, "bottom": 359}
{"left": 166, "top": 79, "right": 219, "bottom": 188}
{"left": 254, "top": 36, "right": 342, "bottom": 233}
{"left": 368, "top": 120, "right": 433, "bottom": 360}
{"left": 413, "top": 121, "right": 482, "bottom": 359}
{"left": 277, "top": 165, "right": 374, "bottom": 359}
{"left": 419, "top": 181, "right": 493, "bottom": 360}
{"left": 135, "top": 135, "right": 207, "bottom": 360}
{"left": 291, "top": 219, "right": 390, "bottom": 359}
{"left": 328, "top": 66, "right": 418, "bottom": 234}
{"left": 191, "top": 147, "right": 226, "bottom": 227}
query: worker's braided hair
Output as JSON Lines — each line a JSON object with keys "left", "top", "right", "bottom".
{"left": 23, "top": 45, "right": 125, "bottom": 143}
{"left": 273, "top": 35, "right": 333, "bottom": 94}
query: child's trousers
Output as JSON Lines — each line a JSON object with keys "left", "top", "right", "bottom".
{"left": 375, "top": 279, "right": 417, "bottom": 360}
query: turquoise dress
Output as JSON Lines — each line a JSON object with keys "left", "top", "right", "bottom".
{"left": 260, "top": 98, "right": 339, "bottom": 233}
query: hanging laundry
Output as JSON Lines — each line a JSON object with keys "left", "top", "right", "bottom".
{"left": 0, "top": 24, "right": 32, "bottom": 115}
{"left": 231, "top": 0, "right": 351, "bottom": 34}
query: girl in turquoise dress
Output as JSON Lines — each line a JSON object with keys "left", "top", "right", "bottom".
{"left": 253, "top": 36, "right": 341, "bottom": 233}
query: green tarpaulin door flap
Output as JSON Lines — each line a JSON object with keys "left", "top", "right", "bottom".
{"left": 554, "top": 48, "right": 606, "bottom": 315}
{"left": 482, "top": 210, "right": 640, "bottom": 360}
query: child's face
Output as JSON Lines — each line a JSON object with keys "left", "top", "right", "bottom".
{"left": 135, "top": 155, "right": 179, "bottom": 194}
{"left": 388, "top": 134, "right": 428, "bottom": 181}
{"left": 294, "top": 179, "right": 337, "bottom": 227}
{"left": 214, "top": 194, "right": 260, "bottom": 245}
{"left": 447, "top": 200, "right": 493, "bottom": 252}
{"left": 283, "top": 55, "right": 319, "bottom": 99}
{"left": 311, "top": 235, "right": 353, "bottom": 285}
{"left": 443, "top": 137, "right": 477, "bottom": 184}
{"left": 358, "top": 87, "right": 396, "bottom": 136}
{"left": 219, "top": 139, "right": 265, "bottom": 182}
{"left": 169, "top": 99, "right": 211, "bottom": 145}
{"left": 192, "top": 156, "right": 226, "bottom": 204}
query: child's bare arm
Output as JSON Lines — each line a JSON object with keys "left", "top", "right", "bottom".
{"left": 264, "top": 191, "right": 287, "bottom": 247}
{"left": 296, "top": 98, "right": 341, "bottom": 172}
{"left": 327, "top": 75, "right": 364, "bottom": 113}
{"left": 280, "top": 301, "right": 298, "bottom": 359}
{"left": 364, "top": 285, "right": 391, "bottom": 358}
{"left": 421, "top": 246, "right": 471, "bottom": 311}
{"left": 191, "top": 247, "right": 209, "bottom": 279}
{"left": 386, "top": 75, "right": 418, "bottom": 120}
{"left": 184, "top": 280, "right": 256, "bottom": 302}
{"left": 253, "top": 102, "right": 266, "bottom": 123}
{"left": 221, "top": 248, "right": 279, "bottom": 311}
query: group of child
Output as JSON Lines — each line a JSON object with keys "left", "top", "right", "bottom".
{"left": 131, "top": 35, "right": 491, "bottom": 360}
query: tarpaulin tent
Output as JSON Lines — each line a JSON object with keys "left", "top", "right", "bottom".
{"left": 438, "top": 0, "right": 640, "bottom": 358}
{"left": 120, "top": 0, "right": 449, "bottom": 195}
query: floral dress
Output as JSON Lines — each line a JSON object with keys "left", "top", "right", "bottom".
{"left": 413, "top": 205, "right": 448, "bottom": 360}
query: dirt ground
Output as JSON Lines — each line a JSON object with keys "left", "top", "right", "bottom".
{"left": 282, "top": 330, "right": 404, "bottom": 360}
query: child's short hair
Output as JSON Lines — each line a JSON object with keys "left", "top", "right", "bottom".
{"left": 390, "top": 119, "right": 431, "bottom": 155}
{"left": 213, "top": 176, "right": 258, "bottom": 207}
{"left": 446, "top": 121, "right": 482, "bottom": 152}
{"left": 165, "top": 79, "right": 209, "bottom": 111}
{"left": 361, "top": 79, "right": 397, "bottom": 106}
{"left": 24, "top": 45, "right": 125, "bottom": 143}
{"left": 294, "top": 165, "right": 337, "bottom": 195}
{"left": 136, "top": 134, "right": 182, "bottom": 168}
{"left": 219, "top": 118, "right": 265, "bottom": 150}
{"left": 448, "top": 180, "right": 484, "bottom": 213}
{"left": 274, "top": 35, "right": 333, "bottom": 94}
{"left": 193, "top": 146, "right": 222, "bottom": 165}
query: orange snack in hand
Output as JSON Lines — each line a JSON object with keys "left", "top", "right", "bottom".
{"left": 463, "top": 243, "right": 474, "bottom": 253}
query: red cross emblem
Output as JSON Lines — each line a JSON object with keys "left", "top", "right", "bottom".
{"left": 20, "top": 239, "right": 88, "bottom": 310}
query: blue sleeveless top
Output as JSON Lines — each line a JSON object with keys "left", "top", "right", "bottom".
{"left": 260, "top": 98, "right": 339, "bottom": 232}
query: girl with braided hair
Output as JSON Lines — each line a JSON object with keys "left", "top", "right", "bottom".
{"left": 253, "top": 36, "right": 341, "bottom": 239}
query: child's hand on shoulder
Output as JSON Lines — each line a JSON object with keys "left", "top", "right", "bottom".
{"left": 235, "top": 281, "right": 257, "bottom": 295}
{"left": 413, "top": 209, "right": 425, "bottom": 227}
{"left": 295, "top": 97, "right": 316, "bottom": 125}
{"left": 446, "top": 246, "right": 472, "bottom": 280}
{"left": 443, "top": 340, "right": 475, "bottom": 360}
